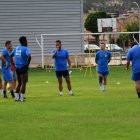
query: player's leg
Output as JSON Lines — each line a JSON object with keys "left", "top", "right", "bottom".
{"left": 56, "top": 71, "right": 63, "bottom": 96}
{"left": 9, "top": 81, "right": 15, "bottom": 98}
{"left": 2, "top": 68, "right": 14, "bottom": 98}
{"left": 132, "top": 72, "right": 140, "bottom": 98}
{"left": 65, "top": 78, "right": 73, "bottom": 95}
{"left": 63, "top": 70, "right": 73, "bottom": 95}
{"left": 2, "top": 81, "right": 8, "bottom": 98}
{"left": 135, "top": 80, "right": 140, "bottom": 98}
{"left": 102, "top": 71, "right": 109, "bottom": 91}
{"left": 98, "top": 73, "right": 103, "bottom": 91}
{"left": 103, "top": 76, "right": 107, "bottom": 91}
{"left": 0, "top": 73, "right": 2, "bottom": 93}
{"left": 15, "top": 70, "right": 21, "bottom": 101}
{"left": 19, "top": 72, "right": 28, "bottom": 101}
{"left": 12, "top": 71, "right": 17, "bottom": 92}
{"left": 7, "top": 70, "right": 15, "bottom": 98}
{"left": 58, "top": 78, "right": 63, "bottom": 96}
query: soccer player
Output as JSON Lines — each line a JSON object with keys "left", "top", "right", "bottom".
{"left": 0, "top": 41, "right": 15, "bottom": 98}
{"left": 9, "top": 46, "right": 17, "bottom": 92}
{"left": 95, "top": 43, "right": 111, "bottom": 92}
{"left": 0, "top": 69, "right": 2, "bottom": 93}
{"left": 10, "top": 36, "right": 31, "bottom": 101}
{"left": 52, "top": 40, "right": 73, "bottom": 96}
{"left": 126, "top": 43, "right": 140, "bottom": 98}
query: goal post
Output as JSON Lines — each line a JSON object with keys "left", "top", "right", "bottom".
{"left": 36, "top": 31, "right": 140, "bottom": 68}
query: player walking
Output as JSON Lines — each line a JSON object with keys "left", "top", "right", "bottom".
{"left": 95, "top": 43, "right": 111, "bottom": 92}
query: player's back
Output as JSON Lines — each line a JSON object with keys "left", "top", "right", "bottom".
{"left": 13, "top": 46, "right": 31, "bottom": 68}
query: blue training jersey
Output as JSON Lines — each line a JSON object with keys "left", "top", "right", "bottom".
{"left": 52, "top": 48, "right": 69, "bottom": 71}
{"left": 126, "top": 45, "right": 140, "bottom": 74}
{"left": 10, "top": 46, "right": 31, "bottom": 68}
{"left": 96, "top": 50, "right": 111, "bottom": 73}
{"left": 1, "top": 48, "right": 11, "bottom": 69}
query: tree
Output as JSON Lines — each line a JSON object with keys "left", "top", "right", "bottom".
{"left": 119, "top": 21, "right": 139, "bottom": 48}
{"left": 84, "top": 11, "right": 111, "bottom": 45}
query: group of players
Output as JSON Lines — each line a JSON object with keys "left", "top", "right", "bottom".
{"left": 0, "top": 36, "right": 31, "bottom": 102}
{"left": 1, "top": 37, "right": 139, "bottom": 101}
{"left": 52, "top": 40, "right": 140, "bottom": 98}
{"left": 52, "top": 41, "right": 111, "bottom": 96}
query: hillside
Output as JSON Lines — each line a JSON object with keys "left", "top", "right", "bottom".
{"left": 83, "top": 0, "right": 140, "bottom": 13}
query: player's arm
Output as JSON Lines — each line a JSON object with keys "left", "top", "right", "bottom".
{"left": 108, "top": 57, "right": 111, "bottom": 63}
{"left": 27, "top": 49, "right": 32, "bottom": 67}
{"left": 126, "top": 61, "right": 130, "bottom": 70}
{"left": 66, "top": 50, "right": 71, "bottom": 68}
{"left": 95, "top": 53, "right": 98, "bottom": 64}
{"left": 27, "top": 54, "right": 32, "bottom": 67}
{"left": 126, "top": 50, "right": 131, "bottom": 70}
{"left": 67, "top": 57, "right": 71, "bottom": 67}
{"left": 52, "top": 49, "right": 58, "bottom": 59}
{"left": 0, "top": 54, "right": 8, "bottom": 68}
{"left": 95, "top": 57, "right": 98, "bottom": 64}
{"left": 108, "top": 52, "right": 112, "bottom": 63}
{"left": 25, "top": 48, "right": 32, "bottom": 67}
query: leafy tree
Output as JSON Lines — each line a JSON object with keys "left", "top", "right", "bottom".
{"left": 84, "top": 11, "right": 111, "bottom": 45}
{"left": 119, "top": 21, "right": 139, "bottom": 48}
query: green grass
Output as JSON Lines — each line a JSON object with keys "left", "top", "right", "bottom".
{"left": 0, "top": 66, "right": 140, "bottom": 140}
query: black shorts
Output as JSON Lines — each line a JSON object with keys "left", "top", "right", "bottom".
{"left": 16, "top": 65, "right": 28, "bottom": 75}
{"left": 56, "top": 70, "right": 69, "bottom": 78}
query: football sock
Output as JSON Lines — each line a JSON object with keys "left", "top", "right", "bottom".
{"left": 60, "top": 92, "right": 63, "bottom": 96}
{"left": 10, "top": 90, "right": 15, "bottom": 98}
{"left": 103, "top": 85, "right": 106, "bottom": 91}
{"left": 15, "top": 93, "right": 19, "bottom": 100}
{"left": 20, "top": 93, "right": 25, "bottom": 101}
{"left": 69, "top": 90, "right": 73, "bottom": 95}
{"left": 99, "top": 76, "right": 103, "bottom": 84}
{"left": 99, "top": 84, "right": 103, "bottom": 90}
{"left": 3, "top": 91, "right": 7, "bottom": 98}
{"left": 137, "top": 92, "right": 140, "bottom": 98}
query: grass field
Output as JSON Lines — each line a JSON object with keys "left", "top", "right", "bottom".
{"left": 0, "top": 66, "right": 140, "bottom": 140}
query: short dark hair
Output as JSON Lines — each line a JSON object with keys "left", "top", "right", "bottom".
{"left": 100, "top": 42, "right": 105, "bottom": 45}
{"left": 5, "top": 40, "right": 11, "bottom": 46}
{"left": 56, "top": 40, "right": 61, "bottom": 44}
{"left": 19, "top": 36, "right": 27, "bottom": 46}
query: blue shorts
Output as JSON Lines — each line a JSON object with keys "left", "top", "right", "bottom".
{"left": 2, "top": 68, "right": 13, "bottom": 82}
{"left": 98, "top": 71, "right": 109, "bottom": 77}
{"left": 132, "top": 72, "right": 140, "bottom": 81}
{"left": 56, "top": 70, "right": 69, "bottom": 78}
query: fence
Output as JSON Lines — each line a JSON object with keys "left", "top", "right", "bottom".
{"left": 31, "top": 52, "right": 127, "bottom": 69}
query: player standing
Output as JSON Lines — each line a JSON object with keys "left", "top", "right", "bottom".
{"left": 95, "top": 43, "right": 111, "bottom": 92}
{"left": 126, "top": 44, "right": 140, "bottom": 98}
{"left": 10, "top": 36, "right": 31, "bottom": 101}
{"left": 9, "top": 45, "right": 17, "bottom": 92}
{"left": 0, "top": 41, "right": 15, "bottom": 98}
{"left": 52, "top": 40, "right": 73, "bottom": 96}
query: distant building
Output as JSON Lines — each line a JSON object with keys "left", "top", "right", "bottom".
{"left": 0, "top": 0, "right": 84, "bottom": 55}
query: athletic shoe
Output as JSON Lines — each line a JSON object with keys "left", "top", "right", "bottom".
{"left": 3, "top": 93, "right": 8, "bottom": 98}
{"left": 19, "top": 99, "right": 26, "bottom": 102}
{"left": 15, "top": 99, "right": 20, "bottom": 101}
{"left": 69, "top": 93, "right": 74, "bottom": 96}
{"left": 4, "top": 95, "right": 8, "bottom": 98}
{"left": 60, "top": 93, "right": 63, "bottom": 96}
